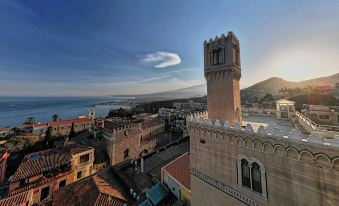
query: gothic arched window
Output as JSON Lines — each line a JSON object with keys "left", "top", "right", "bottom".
{"left": 212, "top": 47, "right": 223, "bottom": 65}
{"left": 212, "top": 49, "right": 218, "bottom": 65}
{"left": 217, "top": 47, "right": 223, "bottom": 64}
{"left": 238, "top": 155, "right": 267, "bottom": 198}
{"left": 241, "top": 159, "right": 251, "bottom": 188}
{"left": 252, "top": 162, "right": 262, "bottom": 194}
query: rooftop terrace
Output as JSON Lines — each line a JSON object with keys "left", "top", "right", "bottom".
{"left": 187, "top": 111, "right": 339, "bottom": 148}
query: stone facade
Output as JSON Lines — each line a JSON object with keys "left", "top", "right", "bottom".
{"left": 204, "top": 32, "right": 241, "bottom": 126}
{"left": 188, "top": 121, "right": 339, "bottom": 206}
{"left": 188, "top": 32, "right": 339, "bottom": 206}
{"left": 103, "top": 119, "right": 142, "bottom": 165}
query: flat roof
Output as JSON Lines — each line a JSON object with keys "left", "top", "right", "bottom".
{"left": 243, "top": 114, "right": 306, "bottom": 139}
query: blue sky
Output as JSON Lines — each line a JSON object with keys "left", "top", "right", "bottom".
{"left": 0, "top": 0, "right": 339, "bottom": 96}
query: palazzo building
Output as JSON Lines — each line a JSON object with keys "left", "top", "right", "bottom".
{"left": 187, "top": 32, "right": 339, "bottom": 206}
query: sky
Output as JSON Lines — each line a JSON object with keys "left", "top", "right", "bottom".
{"left": 0, "top": 0, "right": 339, "bottom": 96}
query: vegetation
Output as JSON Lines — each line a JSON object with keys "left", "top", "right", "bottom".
{"left": 107, "top": 96, "right": 207, "bottom": 118}
{"left": 52, "top": 114, "right": 59, "bottom": 121}
{"left": 107, "top": 107, "right": 139, "bottom": 118}
{"left": 288, "top": 94, "right": 339, "bottom": 110}
{"left": 69, "top": 123, "right": 76, "bottom": 138}
{"left": 24, "top": 116, "right": 36, "bottom": 125}
{"left": 259, "top": 93, "right": 274, "bottom": 103}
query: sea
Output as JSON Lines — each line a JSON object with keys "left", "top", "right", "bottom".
{"left": 0, "top": 96, "right": 134, "bottom": 128}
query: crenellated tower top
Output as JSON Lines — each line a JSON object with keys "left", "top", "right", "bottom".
{"left": 204, "top": 31, "right": 242, "bottom": 126}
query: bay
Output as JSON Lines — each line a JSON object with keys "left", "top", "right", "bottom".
{"left": 0, "top": 96, "right": 134, "bottom": 128}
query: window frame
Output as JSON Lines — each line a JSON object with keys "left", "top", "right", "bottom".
{"left": 79, "top": 153, "right": 90, "bottom": 164}
{"left": 40, "top": 185, "right": 51, "bottom": 202}
{"left": 237, "top": 155, "right": 267, "bottom": 199}
{"left": 58, "top": 179, "right": 67, "bottom": 188}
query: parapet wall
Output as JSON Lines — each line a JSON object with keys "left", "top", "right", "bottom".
{"left": 187, "top": 114, "right": 339, "bottom": 170}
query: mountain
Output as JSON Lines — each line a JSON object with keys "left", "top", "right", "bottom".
{"left": 130, "top": 73, "right": 339, "bottom": 102}
{"left": 244, "top": 73, "right": 339, "bottom": 94}
{"left": 134, "top": 84, "right": 207, "bottom": 102}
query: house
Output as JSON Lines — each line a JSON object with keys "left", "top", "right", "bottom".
{"left": 9, "top": 148, "right": 73, "bottom": 204}
{"left": 0, "top": 190, "right": 33, "bottom": 206}
{"left": 51, "top": 168, "right": 130, "bottom": 206}
{"left": 8, "top": 144, "right": 94, "bottom": 204}
{"left": 161, "top": 153, "right": 190, "bottom": 206}
{"left": 48, "top": 117, "right": 92, "bottom": 137}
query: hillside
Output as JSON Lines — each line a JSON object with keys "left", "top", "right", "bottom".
{"left": 244, "top": 73, "right": 339, "bottom": 94}
{"left": 124, "top": 73, "right": 339, "bottom": 102}
{"left": 134, "top": 84, "right": 207, "bottom": 102}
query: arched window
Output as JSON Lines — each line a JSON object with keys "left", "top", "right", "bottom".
{"left": 217, "top": 47, "right": 223, "bottom": 64}
{"left": 241, "top": 159, "right": 251, "bottom": 188}
{"left": 212, "top": 49, "right": 218, "bottom": 65}
{"left": 212, "top": 47, "right": 223, "bottom": 65}
{"left": 238, "top": 155, "right": 267, "bottom": 198}
{"left": 251, "top": 162, "right": 262, "bottom": 194}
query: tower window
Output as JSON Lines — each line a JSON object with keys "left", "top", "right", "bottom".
{"left": 241, "top": 159, "right": 251, "bottom": 188}
{"left": 252, "top": 162, "right": 262, "bottom": 194}
{"left": 238, "top": 155, "right": 267, "bottom": 198}
{"left": 212, "top": 47, "right": 223, "bottom": 65}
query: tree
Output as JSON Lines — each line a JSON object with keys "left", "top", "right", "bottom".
{"left": 260, "top": 93, "right": 274, "bottom": 103}
{"left": 69, "top": 123, "right": 76, "bottom": 138}
{"left": 24, "top": 117, "right": 36, "bottom": 125}
{"left": 254, "top": 96, "right": 259, "bottom": 103}
{"left": 52, "top": 114, "right": 59, "bottom": 122}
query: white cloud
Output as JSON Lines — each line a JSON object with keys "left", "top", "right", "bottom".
{"left": 142, "top": 51, "right": 181, "bottom": 68}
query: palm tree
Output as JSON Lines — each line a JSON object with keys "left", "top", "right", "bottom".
{"left": 52, "top": 114, "right": 59, "bottom": 122}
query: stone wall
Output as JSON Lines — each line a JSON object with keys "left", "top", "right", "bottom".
{"left": 189, "top": 122, "right": 339, "bottom": 206}
{"left": 104, "top": 124, "right": 141, "bottom": 165}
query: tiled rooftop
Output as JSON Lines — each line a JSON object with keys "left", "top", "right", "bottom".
{"left": 162, "top": 153, "right": 190, "bottom": 190}
{"left": 33, "top": 117, "right": 91, "bottom": 128}
{"left": 11, "top": 148, "right": 71, "bottom": 182}
{"left": 52, "top": 168, "right": 129, "bottom": 206}
{"left": 0, "top": 190, "right": 31, "bottom": 206}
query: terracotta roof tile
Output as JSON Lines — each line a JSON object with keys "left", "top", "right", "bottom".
{"left": 52, "top": 169, "right": 128, "bottom": 206}
{"left": 94, "top": 194, "right": 126, "bottom": 206}
{"left": 11, "top": 148, "right": 71, "bottom": 182}
{"left": 48, "top": 118, "right": 91, "bottom": 127}
{"left": 33, "top": 118, "right": 91, "bottom": 128}
{"left": 0, "top": 190, "right": 32, "bottom": 206}
{"left": 162, "top": 153, "right": 190, "bottom": 190}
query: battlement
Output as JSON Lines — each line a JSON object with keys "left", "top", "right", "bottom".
{"left": 104, "top": 118, "right": 141, "bottom": 134}
{"left": 186, "top": 114, "right": 339, "bottom": 148}
{"left": 204, "top": 31, "right": 239, "bottom": 46}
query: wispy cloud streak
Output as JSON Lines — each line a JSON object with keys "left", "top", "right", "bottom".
{"left": 142, "top": 51, "right": 181, "bottom": 68}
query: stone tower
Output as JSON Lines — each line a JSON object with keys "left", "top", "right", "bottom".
{"left": 204, "top": 31, "right": 242, "bottom": 126}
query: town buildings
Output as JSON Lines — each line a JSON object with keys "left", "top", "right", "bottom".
{"left": 0, "top": 190, "right": 33, "bottom": 206}
{"left": 45, "top": 138, "right": 189, "bottom": 206}
{"left": 173, "top": 100, "right": 206, "bottom": 111}
{"left": 302, "top": 104, "right": 339, "bottom": 126}
{"left": 103, "top": 114, "right": 166, "bottom": 166}
{"left": 187, "top": 32, "right": 339, "bottom": 206}
{"left": 33, "top": 117, "right": 92, "bottom": 137}
{"left": 161, "top": 152, "right": 191, "bottom": 206}
{"left": 7, "top": 143, "right": 94, "bottom": 204}
{"left": 51, "top": 168, "right": 130, "bottom": 206}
